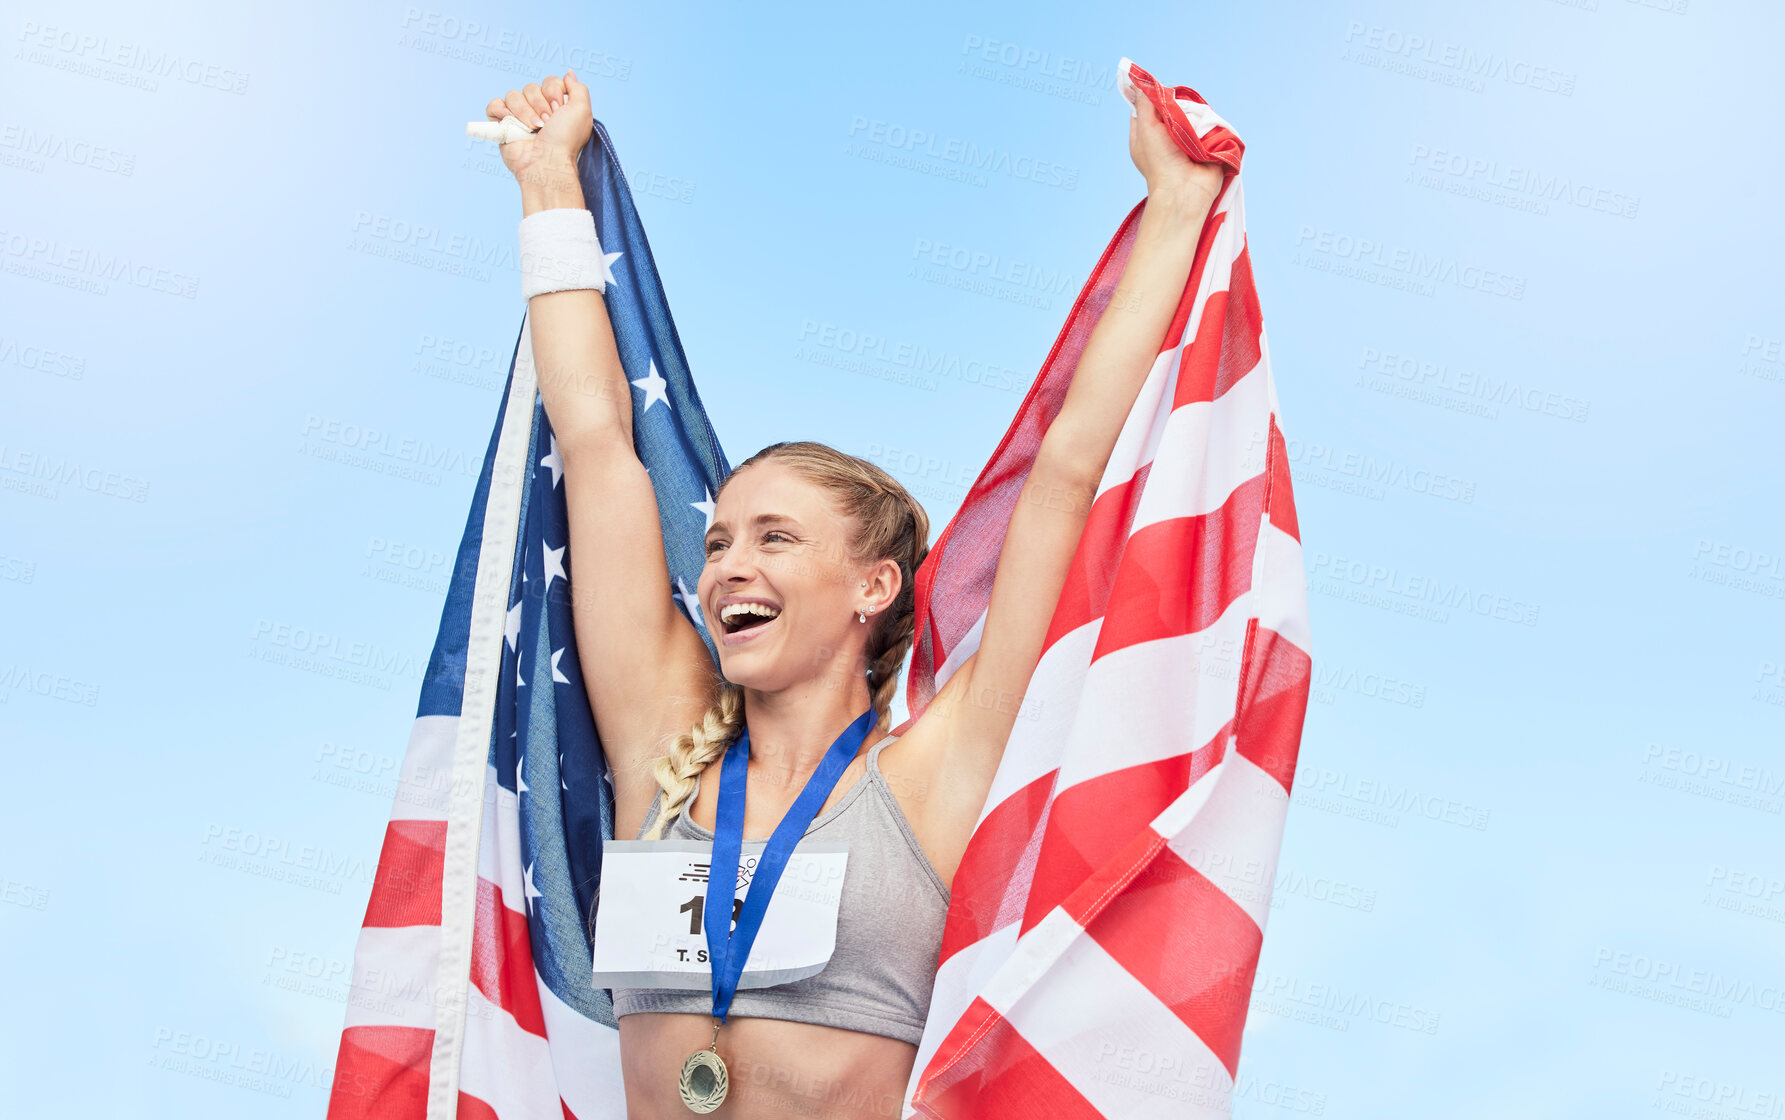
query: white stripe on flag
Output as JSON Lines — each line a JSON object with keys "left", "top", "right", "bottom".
{"left": 539, "top": 981, "right": 627, "bottom": 1120}
{"left": 1000, "top": 929, "right": 1235, "bottom": 1119}
{"left": 394, "top": 715, "right": 459, "bottom": 824}
{"left": 1253, "top": 517, "right": 1311, "bottom": 655}
{"left": 458, "top": 979, "right": 559, "bottom": 1120}
{"left": 1155, "top": 753, "right": 1291, "bottom": 930}
{"left": 1129, "top": 364, "right": 1272, "bottom": 533}
{"left": 1096, "top": 344, "right": 1181, "bottom": 503}
{"left": 902, "top": 919, "right": 1023, "bottom": 1118}
{"left": 969, "top": 620, "right": 1098, "bottom": 829}
{"left": 479, "top": 762, "right": 527, "bottom": 906}
{"left": 1051, "top": 602, "right": 1251, "bottom": 797}
{"left": 342, "top": 925, "right": 444, "bottom": 1031}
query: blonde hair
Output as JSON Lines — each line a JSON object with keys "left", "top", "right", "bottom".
{"left": 640, "top": 441, "right": 930, "bottom": 841}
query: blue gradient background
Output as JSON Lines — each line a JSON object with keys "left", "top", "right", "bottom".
{"left": 3, "top": 0, "right": 1781, "bottom": 1116}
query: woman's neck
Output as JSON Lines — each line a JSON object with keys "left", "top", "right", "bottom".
{"left": 740, "top": 678, "right": 879, "bottom": 789}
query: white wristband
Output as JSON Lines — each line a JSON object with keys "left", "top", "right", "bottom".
{"left": 519, "top": 207, "right": 607, "bottom": 299}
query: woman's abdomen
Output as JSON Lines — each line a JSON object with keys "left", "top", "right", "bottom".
{"left": 616, "top": 1011, "right": 916, "bottom": 1120}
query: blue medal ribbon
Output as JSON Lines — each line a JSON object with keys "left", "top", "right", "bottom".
{"left": 703, "top": 707, "right": 876, "bottom": 1023}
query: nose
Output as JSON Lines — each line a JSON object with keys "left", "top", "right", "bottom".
{"left": 705, "top": 539, "right": 765, "bottom": 602}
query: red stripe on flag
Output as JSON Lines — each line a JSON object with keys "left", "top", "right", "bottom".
{"left": 326, "top": 1025, "right": 432, "bottom": 1120}
{"left": 457, "top": 1091, "right": 499, "bottom": 1120}
{"left": 1091, "top": 474, "right": 1266, "bottom": 662}
{"left": 1086, "top": 845, "right": 1262, "bottom": 1078}
{"left": 938, "top": 771, "right": 1055, "bottom": 966}
{"left": 1266, "top": 414, "right": 1300, "bottom": 542}
{"left": 910, "top": 998, "right": 1105, "bottom": 1120}
{"left": 470, "top": 877, "right": 548, "bottom": 1037}
{"left": 1157, "top": 209, "right": 1230, "bottom": 354}
{"left": 1216, "top": 248, "right": 1263, "bottom": 401}
{"left": 1042, "top": 463, "right": 1150, "bottom": 653}
{"left": 1233, "top": 625, "right": 1312, "bottom": 793}
{"left": 362, "top": 820, "right": 446, "bottom": 928}
{"left": 1021, "top": 739, "right": 1226, "bottom": 934}
{"left": 1174, "top": 289, "right": 1230, "bottom": 408}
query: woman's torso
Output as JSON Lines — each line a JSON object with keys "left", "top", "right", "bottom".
{"left": 610, "top": 733, "right": 951, "bottom": 1119}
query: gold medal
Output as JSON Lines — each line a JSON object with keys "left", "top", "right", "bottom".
{"left": 678, "top": 1018, "right": 729, "bottom": 1113}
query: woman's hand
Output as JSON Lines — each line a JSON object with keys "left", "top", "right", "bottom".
{"left": 1128, "top": 93, "right": 1224, "bottom": 209}
{"left": 485, "top": 70, "right": 593, "bottom": 182}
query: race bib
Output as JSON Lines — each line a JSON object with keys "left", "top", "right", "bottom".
{"left": 590, "top": 838, "right": 849, "bottom": 990}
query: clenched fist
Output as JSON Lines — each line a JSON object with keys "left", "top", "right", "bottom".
{"left": 485, "top": 70, "right": 594, "bottom": 183}
{"left": 1128, "top": 94, "right": 1224, "bottom": 208}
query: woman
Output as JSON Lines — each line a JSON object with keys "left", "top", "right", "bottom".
{"left": 486, "top": 69, "right": 1223, "bottom": 1119}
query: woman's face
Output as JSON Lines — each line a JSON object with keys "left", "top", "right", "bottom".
{"left": 698, "top": 460, "right": 886, "bottom": 692}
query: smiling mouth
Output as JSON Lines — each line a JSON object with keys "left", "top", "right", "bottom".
{"left": 719, "top": 602, "right": 782, "bottom": 637}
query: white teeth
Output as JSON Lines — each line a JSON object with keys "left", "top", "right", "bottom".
{"left": 720, "top": 602, "right": 781, "bottom": 626}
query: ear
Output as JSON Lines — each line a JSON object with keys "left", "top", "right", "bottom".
{"left": 862, "top": 556, "right": 902, "bottom": 615}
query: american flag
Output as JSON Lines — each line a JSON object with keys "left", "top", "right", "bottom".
{"left": 326, "top": 56, "right": 1310, "bottom": 1120}
{"left": 896, "top": 59, "right": 1312, "bottom": 1118}
{"left": 326, "top": 118, "right": 729, "bottom": 1120}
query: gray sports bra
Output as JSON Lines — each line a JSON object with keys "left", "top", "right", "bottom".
{"left": 607, "top": 734, "right": 950, "bottom": 1045}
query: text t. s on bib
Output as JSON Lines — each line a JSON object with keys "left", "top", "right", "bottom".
{"left": 590, "top": 838, "right": 849, "bottom": 990}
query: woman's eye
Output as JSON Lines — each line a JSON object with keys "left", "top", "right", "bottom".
{"left": 765, "top": 531, "right": 792, "bottom": 544}
{"left": 704, "top": 540, "right": 726, "bottom": 555}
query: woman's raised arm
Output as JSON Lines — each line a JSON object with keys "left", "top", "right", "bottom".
{"left": 913, "top": 94, "right": 1225, "bottom": 820}
{"left": 490, "top": 73, "right": 718, "bottom": 823}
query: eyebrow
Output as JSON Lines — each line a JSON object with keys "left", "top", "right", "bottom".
{"left": 704, "top": 513, "right": 804, "bottom": 540}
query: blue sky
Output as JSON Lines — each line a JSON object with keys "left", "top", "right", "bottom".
{"left": 2, "top": 0, "right": 1781, "bottom": 1116}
